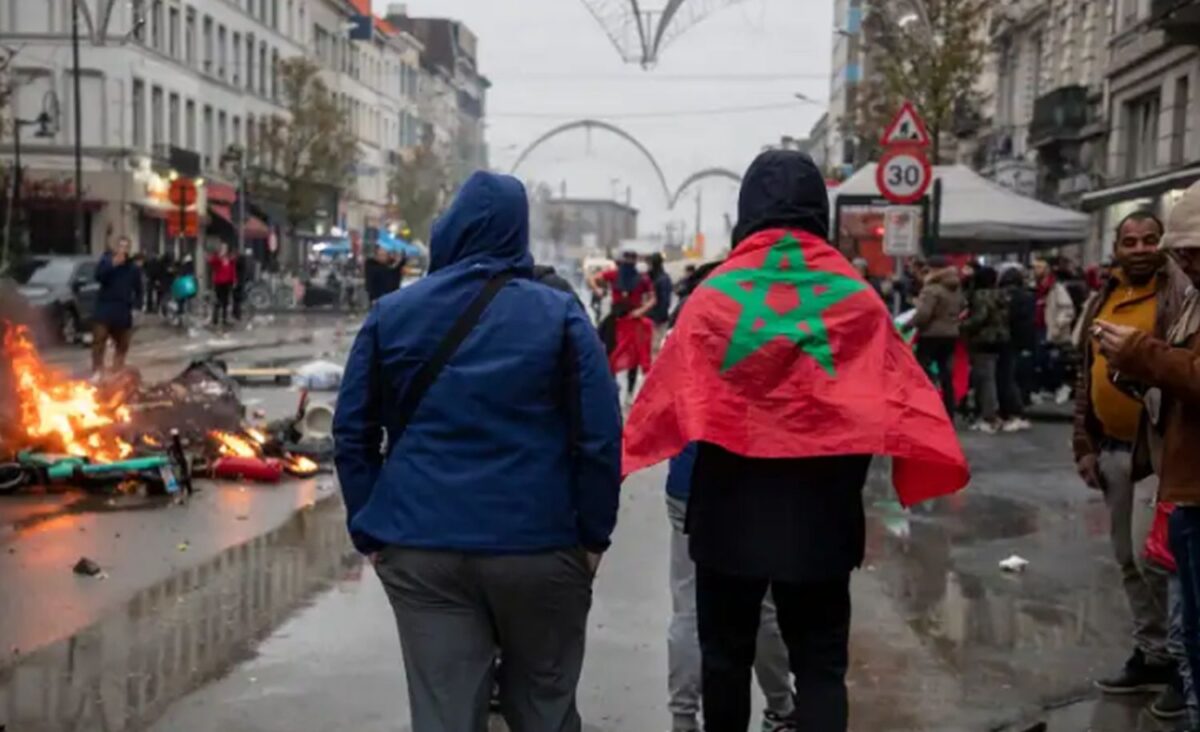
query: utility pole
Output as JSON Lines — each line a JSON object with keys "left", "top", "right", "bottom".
{"left": 72, "top": 0, "right": 85, "bottom": 253}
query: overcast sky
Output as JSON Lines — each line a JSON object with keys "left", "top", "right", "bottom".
{"left": 371, "top": 0, "right": 831, "bottom": 241}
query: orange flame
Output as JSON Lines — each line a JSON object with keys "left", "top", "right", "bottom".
{"left": 4, "top": 324, "right": 133, "bottom": 463}
{"left": 245, "top": 427, "right": 268, "bottom": 444}
{"left": 210, "top": 430, "right": 261, "bottom": 458}
{"left": 286, "top": 455, "right": 320, "bottom": 476}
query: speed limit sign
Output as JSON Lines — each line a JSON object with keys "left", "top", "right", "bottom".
{"left": 877, "top": 147, "right": 932, "bottom": 205}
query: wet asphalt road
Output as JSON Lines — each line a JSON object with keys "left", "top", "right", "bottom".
{"left": 140, "top": 425, "right": 1167, "bottom": 732}
{"left": 0, "top": 321, "right": 1179, "bottom": 732}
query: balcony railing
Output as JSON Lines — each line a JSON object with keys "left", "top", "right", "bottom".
{"left": 1029, "top": 85, "right": 1090, "bottom": 148}
{"left": 1151, "top": 0, "right": 1200, "bottom": 46}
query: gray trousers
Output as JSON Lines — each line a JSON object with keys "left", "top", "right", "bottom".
{"left": 667, "top": 497, "right": 793, "bottom": 730}
{"left": 375, "top": 547, "right": 594, "bottom": 732}
{"left": 970, "top": 352, "right": 999, "bottom": 422}
{"left": 1099, "top": 447, "right": 1170, "bottom": 665}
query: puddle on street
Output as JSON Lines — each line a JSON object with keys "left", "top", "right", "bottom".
{"left": 0, "top": 497, "right": 359, "bottom": 732}
{"left": 860, "top": 471, "right": 1131, "bottom": 727}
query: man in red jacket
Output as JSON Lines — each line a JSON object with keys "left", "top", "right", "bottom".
{"left": 208, "top": 242, "right": 238, "bottom": 328}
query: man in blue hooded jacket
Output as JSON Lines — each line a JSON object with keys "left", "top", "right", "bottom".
{"left": 334, "top": 171, "right": 622, "bottom": 732}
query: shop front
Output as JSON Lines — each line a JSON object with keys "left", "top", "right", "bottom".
{"left": 1080, "top": 164, "right": 1200, "bottom": 260}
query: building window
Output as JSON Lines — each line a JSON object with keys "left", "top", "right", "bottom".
{"left": 232, "top": 115, "right": 241, "bottom": 150}
{"left": 271, "top": 0, "right": 279, "bottom": 29}
{"left": 247, "top": 34, "right": 256, "bottom": 91}
{"left": 232, "top": 32, "right": 242, "bottom": 86}
{"left": 286, "top": 0, "right": 294, "bottom": 37}
{"left": 150, "top": 0, "right": 163, "bottom": 50}
{"left": 168, "top": 92, "right": 180, "bottom": 146}
{"left": 203, "top": 105, "right": 213, "bottom": 168}
{"left": 260, "top": 42, "right": 268, "bottom": 95}
{"left": 218, "top": 25, "right": 227, "bottom": 80}
{"left": 185, "top": 99, "right": 196, "bottom": 151}
{"left": 247, "top": 114, "right": 257, "bottom": 164}
{"left": 151, "top": 85, "right": 164, "bottom": 150}
{"left": 203, "top": 16, "right": 213, "bottom": 72}
{"left": 131, "top": 0, "right": 147, "bottom": 42}
{"left": 1173, "top": 76, "right": 1191, "bottom": 166}
{"left": 132, "top": 78, "right": 146, "bottom": 149}
{"left": 185, "top": 8, "right": 196, "bottom": 66}
{"left": 168, "top": 6, "right": 179, "bottom": 57}
{"left": 1125, "top": 92, "right": 1161, "bottom": 178}
{"left": 271, "top": 49, "right": 280, "bottom": 101}
{"left": 218, "top": 111, "right": 227, "bottom": 158}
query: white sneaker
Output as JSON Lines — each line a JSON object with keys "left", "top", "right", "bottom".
{"left": 1002, "top": 418, "right": 1026, "bottom": 433}
{"left": 977, "top": 422, "right": 998, "bottom": 435}
{"left": 1015, "top": 418, "right": 1033, "bottom": 431}
{"left": 1055, "top": 385, "right": 1072, "bottom": 404}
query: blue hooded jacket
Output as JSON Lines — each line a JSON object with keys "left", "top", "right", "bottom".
{"left": 333, "top": 172, "right": 623, "bottom": 555}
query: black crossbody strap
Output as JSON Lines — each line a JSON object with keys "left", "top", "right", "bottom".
{"left": 394, "top": 272, "right": 515, "bottom": 437}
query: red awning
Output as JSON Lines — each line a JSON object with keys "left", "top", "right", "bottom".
{"left": 206, "top": 182, "right": 237, "bottom": 205}
{"left": 209, "top": 204, "right": 272, "bottom": 240}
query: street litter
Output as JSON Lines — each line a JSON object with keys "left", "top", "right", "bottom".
{"left": 293, "top": 360, "right": 344, "bottom": 391}
{"left": 999, "top": 555, "right": 1029, "bottom": 573}
{"left": 72, "top": 557, "right": 103, "bottom": 577}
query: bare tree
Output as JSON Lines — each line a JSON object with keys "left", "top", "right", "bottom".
{"left": 854, "top": 0, "right": 991, "bottom": 164}
{"left": 388, "top": 143, "right": 448, "bottom": 244}
{"left": 251, "top": 56, "right": 359, "bottom": 244}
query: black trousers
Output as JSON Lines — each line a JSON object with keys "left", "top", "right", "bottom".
{"left": 213, "top": 284, "right": 233, "bottom": 326}
{"left": 696, "top": 567, "right": 850, "bottom": 732}
{"left": 917, "top": 336, "right": 957, "bottom": 417}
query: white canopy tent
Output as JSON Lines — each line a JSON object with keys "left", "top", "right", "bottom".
{"left": 832, "top": 164, "right": 1090, "bottom": 245}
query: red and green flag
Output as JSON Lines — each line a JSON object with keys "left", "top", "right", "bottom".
{"left": 623, "top": 229, "right": 969, "bottom": 506}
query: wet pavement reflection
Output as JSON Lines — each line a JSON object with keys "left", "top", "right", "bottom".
{"left": 0, "top": 497, "right": 357, "bottom": 732}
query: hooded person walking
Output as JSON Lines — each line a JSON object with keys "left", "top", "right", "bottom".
{"left": 623, "top": 151, "right": 969, "bottom": 732}
{"left": 333, "top": 172, "right": 623, "bottom": 732}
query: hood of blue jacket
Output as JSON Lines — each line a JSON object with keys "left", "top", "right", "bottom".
{"left": 429, "top": 172, "right": 533, "bottom": 274}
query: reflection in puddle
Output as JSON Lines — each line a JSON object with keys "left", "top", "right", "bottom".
{"left": 0, "top": 498, "right": 358, "bottom": 732}
{"left": 862, "top": 485, "right": 1130, "bottom": 724}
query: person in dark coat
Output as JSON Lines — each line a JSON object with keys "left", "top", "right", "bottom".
{"left": 92, "top": 236, "right": 143, "bottom": 375}
{"left": 364, "top": 247, "right": 403, "bottom": 304}
{"left": 648, "top": 252, "right": 673, "bottom": 354}
{"left": 687, "top": 150, "right": 870, "bottom": 732}
{"left": 333, "top": 172, "right": 622, "bottom": 732}
{"left": 999, "top": 266, "right": 1036, "bottom": 428}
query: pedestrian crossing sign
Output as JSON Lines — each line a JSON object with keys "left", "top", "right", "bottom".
{"left": 880, "top": 101, "right": 931, "bottom": 149}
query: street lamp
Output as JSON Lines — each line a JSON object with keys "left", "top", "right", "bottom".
{"left": 4, "top": 92, "right": 60, "bottom": 267}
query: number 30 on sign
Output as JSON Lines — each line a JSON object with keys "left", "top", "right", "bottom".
{"left": 877, "top": 148, "right": 932, "bottom": 205}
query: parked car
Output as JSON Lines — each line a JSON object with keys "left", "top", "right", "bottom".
{"left": 6, "top": 256, "right": 100, "bottom": 345}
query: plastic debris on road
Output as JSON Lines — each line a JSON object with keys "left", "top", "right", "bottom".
{"left": 293, "top": 360, "right": 344, "bottom": 391}
{"left": 999, "top": 555, "right": 1029, "bottom": 573}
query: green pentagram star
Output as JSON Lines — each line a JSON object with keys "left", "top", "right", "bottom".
{"left": 703, "top": 233, "right": 867, "bottom": 376}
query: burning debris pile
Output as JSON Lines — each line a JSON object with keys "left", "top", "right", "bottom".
{"left": 0, "top": 323, "right": 328, "bottom": 496}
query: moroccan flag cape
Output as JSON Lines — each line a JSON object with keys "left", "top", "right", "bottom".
{"left": 623, "top": 228, "right": 970, "bottom": 506}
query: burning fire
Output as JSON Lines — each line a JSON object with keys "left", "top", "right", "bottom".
{"left": 245, "top": 427, "right": 268, "bottom": 445}
{"left": 286, "top": 455, "right": 320, "bottom": 477}
{"left": 3, "top": 324, "right": 133, "bottom": 463}
{"left": 210, "top": 430, "right": 260, "bottom": 458}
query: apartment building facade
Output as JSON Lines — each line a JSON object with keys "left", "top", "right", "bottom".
{"left": 1079, "top": 0, "right": 1199, "bottom": 259}
{"left": 0, "top": 0, "right": 475, "bottom": 259}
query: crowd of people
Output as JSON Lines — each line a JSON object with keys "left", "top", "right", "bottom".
{"left": 887, "top": 249, "right": 1120, "bottom": 434}
{"left": 331, "top": 153, "right": 972, "bottom": 732}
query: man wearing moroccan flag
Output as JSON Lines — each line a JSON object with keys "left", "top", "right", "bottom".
{"left": 623, "top": 151, "right": 969, "bottom": 732}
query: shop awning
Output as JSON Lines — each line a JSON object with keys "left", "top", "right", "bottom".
{"left": 209, "top": 204, "right": 271, "bottom": 240}
{"left": 1079, "top": 165, "right": 1200, "bottom": 211}
{"left": 832, "top": 164, "right": 1090, "bottom": 244}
